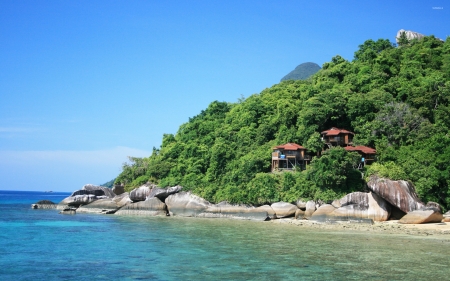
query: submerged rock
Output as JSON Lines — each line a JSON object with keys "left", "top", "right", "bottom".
{"left": 115, "top": 197, "right": 167, "bottom": 216}
{"left": 271, "top": 202, "right": 298, "bottom": 218}
{"left": 165, "top": 192, "right": 212, "bottom": 217}
{"left": 367, "top": 176, "right": 425, "bottom": 213}
{"left": 59, "top": 208, "right": 76, "bottom": 214}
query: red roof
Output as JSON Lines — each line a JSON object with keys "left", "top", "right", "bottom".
{"left": 273, "top": 143, "right": 306, "bottom": 151}
{"left": 345, "top": 146, "right": 376, "bottom": 154}
{"left": 321, "top": 127, "right": 354, "bottom": 136}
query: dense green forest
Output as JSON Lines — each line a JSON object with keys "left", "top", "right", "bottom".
{"left": 115, "top": 35, "right": 450, "bottom": 210}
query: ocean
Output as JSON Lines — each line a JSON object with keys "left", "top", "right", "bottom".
{"left": 1, "top": 190, "right": 449, "bottom": 280}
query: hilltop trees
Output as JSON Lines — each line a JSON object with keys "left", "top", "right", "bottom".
{"left": 116, "top": 35, "right": 450, "bottom": 210}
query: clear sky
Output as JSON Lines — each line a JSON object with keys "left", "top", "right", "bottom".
{"left": 1, "top": 0, "right": 448, "bottom": 192}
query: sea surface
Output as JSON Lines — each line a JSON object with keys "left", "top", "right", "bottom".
{"left": 1, "top": 190, "right": 449, "bottom": 281}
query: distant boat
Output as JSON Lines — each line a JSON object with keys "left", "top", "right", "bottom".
{"left": 44, "top": 191, "right": 53, "bottom": 193}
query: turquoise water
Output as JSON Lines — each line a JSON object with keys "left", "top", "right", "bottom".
{"left": 1, "top": 190, "right": 449, "bottom": 280}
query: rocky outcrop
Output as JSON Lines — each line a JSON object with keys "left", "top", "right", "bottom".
{"left": 399, "top": 209, "right": 444, "bottom": 224}
{"left": 31, "top": 200, "right": 56, "bottom": 209}
{"left": 165, "top": 192, "right": 212, "bottom": 217}
{"left": 396, "top": 29, "right": 425, "bottom": 44}
{"left": 112, "top": 184, "right": 125, "bottom": 196}
{"left": 198, "top": 202, "right": 269, "bottom": 221}
{"left": 147, "top": 185, "right": 183, "bottom": 201}
{"left": 367, "top": 176, "right": 425, "bottom": 213}
{"left": 304, "top": 200, "right": 316, "bottom": 219}
{"left": 129, "top": 183, "right": 158, "bottom": 202}
{"left": 59, "top": 184, "right": 115, "bottom": 208}
{"left": 115, "top": 197, "right": 167, "bottom": 216}
{"left": 271, "top": 202, "right": 298, "bottom": 218}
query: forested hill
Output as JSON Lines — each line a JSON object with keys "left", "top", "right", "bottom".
{"left": 116, "top": 35, "right": 450, "bottom": 211}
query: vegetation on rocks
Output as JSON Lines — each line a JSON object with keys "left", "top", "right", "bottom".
{"left": 115, "top": 35, "right": 450, "bottom": 210}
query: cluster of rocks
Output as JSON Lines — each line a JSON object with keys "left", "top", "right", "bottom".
{"left": 33, "top": 176, "right": 448, "bottom": 225}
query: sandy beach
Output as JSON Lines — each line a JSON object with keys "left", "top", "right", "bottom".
{"left": 271, "top": 218, "right": 450, "bottom": 237}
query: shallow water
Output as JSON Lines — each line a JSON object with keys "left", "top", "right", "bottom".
{"left": 1, "top": 190, "right": 449, "bottom": 280}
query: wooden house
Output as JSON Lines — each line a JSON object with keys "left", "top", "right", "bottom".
{"left": 321, "top": 127, "right": 354, "bottom": 148}
{"left": 344, "top": 146, "right": 377, "bottom": 165}
{"left": 271, "top": 143, "right": 310, "bottom": 172}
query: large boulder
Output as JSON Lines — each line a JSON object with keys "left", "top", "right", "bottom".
{"left": 271, "top": 202, "right": 298, "bottom": 218}
{"left": 304, "top": 200, "right": 316, "bottom": 219}
{"left": 31, "top": 200, "right": 56, "bottom": 209}
{"left": 443, "top": 210, "right": 450, "bottom": 222}
{"left": 333, "top": 192, "right": 390, "bottom": 222}
{"left": 309, "top": 192, "right": 390, "bottom": 223}
{"left": 147, "top": 185, "right": 183, "bottom": 201}
{"left": 399, "top": 209, "right": 444, "bottom": 224}
{"left": 198, "top": 202, "right": 269, "bottom": 221}
{"left": 165, "top": 192, "right": 211, "bottom": 217}
{"left": 295, "top": 199, "right": 307, "bottom": 210}
{"left": 129, "top": 183, "right": 158, "bottom": 202}
{"left": 115, "top": 197, "right": 167, "bottom": 216}
{"left": 367, "top": 176, "right": 425, "bottom": 213}
{"left": 309, "top": 204, "right": 337, "bottom": 222}
{"left": 255, "top": 205, "right": 277, "bottom": 219}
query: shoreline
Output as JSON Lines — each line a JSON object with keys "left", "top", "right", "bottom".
{"left": 270, "top": 218, "right": 450, "bottom": 238}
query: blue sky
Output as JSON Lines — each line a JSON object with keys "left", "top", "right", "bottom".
{"left": 1, "top": 0, "right": 448, "bottom": 191}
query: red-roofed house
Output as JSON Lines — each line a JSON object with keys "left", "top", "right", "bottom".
{"left": 344, "top": 146, "right": 377, "bottom": 164}
{"left": 321, "top": 127, "right": 354, "bottom": 147}
{"left": 271, "top": 143, "right": 311, "bottom": 172}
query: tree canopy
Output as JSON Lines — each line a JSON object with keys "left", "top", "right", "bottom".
{"left": 115, "top": 35, "right": 450, "bottom": 210}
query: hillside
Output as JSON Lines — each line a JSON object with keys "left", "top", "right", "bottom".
{"left": 115, "top": 35, "right": 450, "bottom": 210}
{"left": 280, "top": 62, "right": 321, "bottom": 81}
